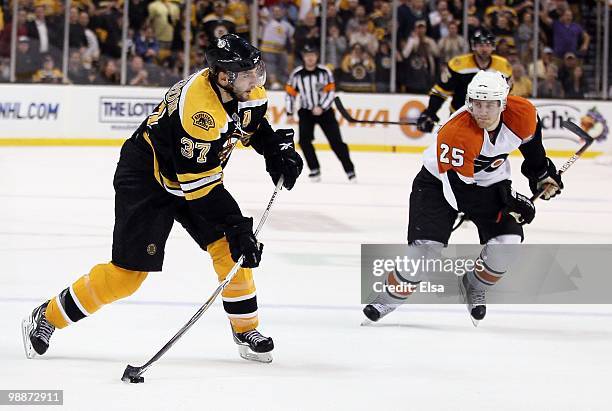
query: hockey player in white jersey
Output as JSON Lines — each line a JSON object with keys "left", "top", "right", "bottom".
{"left": 363, "top": 71, "right": 563, "bottom": 324}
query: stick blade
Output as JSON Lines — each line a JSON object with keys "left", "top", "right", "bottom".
{"left": 561, "top": 119, "right": 594, "bottom": 142}
{"left": 122, "top": 364, "right": 145, "bottom": 384}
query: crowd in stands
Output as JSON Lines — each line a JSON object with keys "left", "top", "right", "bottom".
{"left": 0, "top": 0, "right": 598, "bottom": 98}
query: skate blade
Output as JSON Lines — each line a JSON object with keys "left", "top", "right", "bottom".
{"left": 457, "top": 275, "right": 476, "bottom": 327}
{"left": 237, "top": 345, "right": 273, "bottom": 363}
{"left": 360, "top": 318, "right": 375, "bottom": 326}
{"left": 21, "top": 317, "right": 36, "bottom": 359}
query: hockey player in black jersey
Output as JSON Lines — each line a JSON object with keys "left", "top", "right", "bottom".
{"left": 22, "top": 34, "right": 303, "bottom": 363}
{"left": 416, "top": 28, "right": 513, "bottom": 133}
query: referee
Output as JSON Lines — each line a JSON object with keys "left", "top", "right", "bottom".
{"left": 285, "top": 45, "right": 356, "bottom": 182}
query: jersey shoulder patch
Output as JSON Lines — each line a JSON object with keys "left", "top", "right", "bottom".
{"left": 437, "top": 110, "right": 484, "bottom": 177}
{"left": 179, "top": 70, "right": 227, "bottom": 142}
{"left": 503, "top": 96, "right": 537, "bottom": 140}
{"left": 491, "top": 55, "right": 513, "bottom": 77}
{"left": 448, "top": 54, "right": 477, "bottom": 74}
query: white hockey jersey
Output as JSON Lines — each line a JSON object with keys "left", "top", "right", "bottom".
{"left": 422, "top": 95, "right": 538, "bottom": 211}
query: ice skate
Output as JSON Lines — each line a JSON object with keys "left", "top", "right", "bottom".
{"left": 362, "top": 303, "right": 398, "bottom": 325}
{"left": 232, "top": 328, "right": 274, "bottom": 363}
{"left": 347, "top": 171, "right": 357, "bottom": 183}
{"left": 308, "top": 169, "right": 321, "bottom": 182}
{"left": 22, "top": 301, "right": 55, "bottom": 359}
{"left": 458, "top": 274, "right": 486, "bottom": 327}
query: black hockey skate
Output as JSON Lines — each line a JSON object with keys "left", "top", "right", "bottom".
{"left": 308, "top": 169, "right": 321, "bottom": 182}
{"left": 232, "top": 329, "right": 274, "bottom": 363}
{"left": 362, "top": 303, "right": 397, "bottom": 323}
{"left": 458, "top": 274, "right": 486, "bottom": 327}
{"left": 22, "top": 301, "right": 55, "bottom": 358}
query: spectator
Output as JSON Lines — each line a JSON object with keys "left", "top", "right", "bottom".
{"left": 325, "top": 24, "right": 348, "bottom": 70}
{"left": 147, "top": 0, "right": 181, "bottom": 60}
{"left": 69, "top": 6, "right": 87, "bottom": 50}
{"left": 338, "top": 0, "right": 360, "bottom": 32}
{"left": 344, "top": 4, "right": 368, "bottom": 38}
{"left": 135, "top": 26, "right": 160, "bottom": 63}
{"left": 0, "top": 58, "right": 9, "bottom": 82}
{"left": 15, "top": 36, "right": 39, "bottom": 83}
{"left": 325, "top": 3, "right": 344, "bottom": 32}
{"left": 398, "top": 0, "right": 429, "bottom": 42}
{"left": 190, "top": 49, "right": 207, "bottom": 73}
{"left": 339, "top": 43, "right": 375, "bottom": 92}
{"left": 67, "top": 50, "right": 89, "bottom": 84}
{"left": 260, "top": 6, "right": 294, "bottom": 89}
{"left": 0, "top": 9, "right": 29, "bottom": 58}
{"left": 558, "top": 52, "right": 586, "bottom": 98}
{"left": 129, "top": 0, "right": 150, "bottom": 32}
{"left": 400, "top": 20, "right": 438, "bottom": 93}
{"left": 510, "top": 62, "right": 532, "bottom": 97}
{"left": 79, "top": 11, "right": 100, "bottom": 66}
{"left": 32, "top": 53, "right": 63, "bottom": 83}
{"left": 537, "top": 64, "right": 564, "bottom": 98}
{"left": 294, "top": 11, "right": 320, "bottom": 58}
{"left": 27, "top": 4, "right": 60, "bottom": 56}
{"left": 516, "top": 10, "right": 534, "bottom": 64}
{"left": 227, "top": 0, "right": 249, "bottom": 39}
{"left": 541, "top": 8, "right": 590, "bottom": 59}
{"left": 127, "top": 55, "right": 149, "bottom": 86}
{"left": 437, "top": 20, "right": 465, "bottom": 64}
{"left": 374, "top": 40, "right": 392, "bottom": 92}
{"left": 528, "top": 46, "right": 558, "bottom": 80}
{"left": 491, "top": 13, "right": 516, "bottom": 49}
{"left": 349, "top": 20, "right": 378, "bottom": 56}
{"left": 485, "top": 0, "right": 518, "bottom": 29}
{"left": 368, "top": 1, "right": 392, "bottom": 41}
{"left": 94, "top": 58, "right": 120, "bottom": 84}
{"left": 203, "top": 0, "right": 237, "bottom": 40}
{"left": 91, "top": 1, "right": 123, "bottom": 59}
{"left": 428, "top": 0, "right": 453, "bottom": 41}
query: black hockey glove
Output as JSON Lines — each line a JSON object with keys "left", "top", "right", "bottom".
{"left": 416, "top": 111, "right": 439, "bottom": 133}
{"left": 264, "top": 129, "right": 304, "bottom": 190}
{"left": 218, "top": 215, "right": 263, "bottom": 268}
{"left": 521, "top": 157, "right": 563, "bottom": 200}
{"left": 498, "top": 182, "right": 535, "bottom": 225}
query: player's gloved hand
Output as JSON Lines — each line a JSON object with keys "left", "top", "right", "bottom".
{"left": 498, "top": 182, "right": 535, "bottom": 225}
{"left": 264, "top": 128, "right": 304, "bottom": 190}
{"left": 416, "top": 111, "right": 439, "bottom": 133}
{"left": 521, "top": 157, "right": 563, "bottom": 200}
{"left": 218, "top": 215, "right": 263, "bottom": 268}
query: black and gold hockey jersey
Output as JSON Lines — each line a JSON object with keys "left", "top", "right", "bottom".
{"left": 427, "top": 53, "right": 513, "bottom": 114}
{"left": 130, "top": 68, "right": 273, "bottom": 209}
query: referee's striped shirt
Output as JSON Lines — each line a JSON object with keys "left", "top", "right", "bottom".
{"left": 285, "top": 64, "right": 336, "bottom": 114}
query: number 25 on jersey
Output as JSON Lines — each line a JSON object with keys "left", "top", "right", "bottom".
{"left": 439, "top": 143, "right": 465, "bottom": 167}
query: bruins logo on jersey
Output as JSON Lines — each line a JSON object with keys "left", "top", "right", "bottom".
{"left": 192, "top": 111, "right": 215, "bottom": 131}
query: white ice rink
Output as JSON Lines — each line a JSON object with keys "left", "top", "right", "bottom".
{"left": 1, "top": 146, "right": 611, "bottom": 410}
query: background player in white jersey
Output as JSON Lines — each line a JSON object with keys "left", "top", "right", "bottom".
{"left": 364, "top": 71, "right": 563, "bottom": 324}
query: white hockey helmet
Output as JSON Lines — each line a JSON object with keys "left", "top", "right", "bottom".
{"left": 466, "top": 70, "right": 510, "bottom": 111}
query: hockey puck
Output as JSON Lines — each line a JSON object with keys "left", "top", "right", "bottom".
{"left": 121, "top": 365, "right": 145, "bottom": 384}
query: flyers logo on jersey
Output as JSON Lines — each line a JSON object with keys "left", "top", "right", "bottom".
{"left": 192, "top": 111, "right": 215, "bottom": 130}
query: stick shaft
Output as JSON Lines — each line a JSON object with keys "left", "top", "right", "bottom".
{"left": 133, "top": 177, "right": 284, "bottom": 376}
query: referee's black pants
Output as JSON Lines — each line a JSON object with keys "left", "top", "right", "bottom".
{"left": 298, "top": 108, "right": 355, "bottom": 173}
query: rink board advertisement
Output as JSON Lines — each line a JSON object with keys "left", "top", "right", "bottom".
{"left": 361, "top": 244, "right": 612, "bottom": 304}
{"left": 0, "top": 83, "right": 610, "bottom": 155}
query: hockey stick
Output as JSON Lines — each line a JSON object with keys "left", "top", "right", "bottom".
{"left": 334, "top": 96, "right": 418, "bottom": 125}
{"left": 122, "top": 176, "right": 284, "bottom": 384}
{"left": 529, "top": 119, "right": 594, "bottom": 202}
{"left": 452, "top": 120, "right": 595, "bottom": 230}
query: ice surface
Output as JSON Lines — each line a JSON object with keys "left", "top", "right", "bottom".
{"left": 1, "top": 147, "right": 611, "bottom": 410}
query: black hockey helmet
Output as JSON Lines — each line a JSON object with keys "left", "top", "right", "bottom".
{"left": 205, "top": 34, "right": 266, "bottom": 92}
{"left": 301, "top": 43, "right": 320, "bottom": 55}
{"left": 470, "top": 28, "right": 496, "bottom": 48}
{"left": 206, "top": 34, "right": 262, "bottom": 76}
